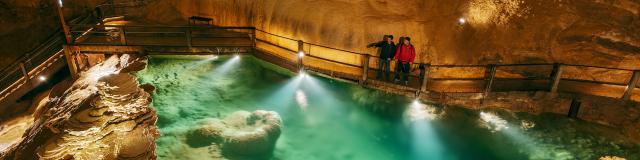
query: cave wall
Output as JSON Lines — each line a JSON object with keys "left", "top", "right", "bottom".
{"left": 0, "top": 0, "right": 101, "bottom": 69}
{"left": 135, "top": 0, "right": 640, "bottom": 68}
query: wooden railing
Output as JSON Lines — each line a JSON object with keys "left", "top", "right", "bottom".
{"left": 253, "top": 29, "right": 640, "bottom": 101}
{"left": 68, "top": 24, "right": 256, "bottom": 48}
{"left": 1, "top": 23, "right": 638, "bottom": 103}
{"left": 0, "top": 15, "right": 96, "bottom": 101}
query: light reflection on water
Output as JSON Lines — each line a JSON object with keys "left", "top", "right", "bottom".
{"left": 136, "top": 55, "right": 639, "bottom": 160}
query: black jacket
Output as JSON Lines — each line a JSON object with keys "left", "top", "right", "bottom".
{"left": 372, "top": 41, "right": 396, "bottom": 59}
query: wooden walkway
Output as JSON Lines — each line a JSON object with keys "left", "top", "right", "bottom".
{"left": 0, "top": 23, "right": 638, "bottom": 105}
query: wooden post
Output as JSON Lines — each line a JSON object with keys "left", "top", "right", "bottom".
{"left": 19, "top": 62, "right": 29, "bottom": 81}
{"left": 63, "top": 45, "right": 79, "bottom": 79}
{"left": 568, "top": 98, "right": 581, "bottom": 118}
{"left": 361, "top": 54, "right": 370, "bottom": 84}
{"left": 186, "top": 27, "right": 192, "bottom": 48}
{"left": 252, "top": 29, "right": 257, "bottom": 54}
{"left": 484, "top": 64, "right": 497, "bottom": 96}
{"left": 55, "top": 0, "right": 72, "bottom": 44}
{"left": 297, "top": 40, "right": 304, "bottom": 70}
{"left": 622, "top": 70, "right": 640, "bottom": 100}
{"left": 421, "top": 63, "right": 431, "bottom": 92}
{"left": 549, "top": 63, "right": 563, "bottom": 94}
{"left": 119, "top": 26, "right": 127, "bottom": 45}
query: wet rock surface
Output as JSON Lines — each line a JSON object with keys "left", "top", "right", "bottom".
{"left": 0, "top": 54, "right": 159, "bottom": 160}
{"left": 417, "top": 91, "right": 640, "bottom": 143}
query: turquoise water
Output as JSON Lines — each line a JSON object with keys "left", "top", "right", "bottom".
{"left": 136, "top": 55, "right": 639, "bottom": 160}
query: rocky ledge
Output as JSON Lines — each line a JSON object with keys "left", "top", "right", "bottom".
{"left": 0, "top": 54, "right": 159, "bottom": 160}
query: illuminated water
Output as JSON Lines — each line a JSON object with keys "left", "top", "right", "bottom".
{"left": 136, "top": 55, "right": 639, "bottom": 160}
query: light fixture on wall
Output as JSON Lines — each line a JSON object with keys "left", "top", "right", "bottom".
{"left": 458, "top": 17, "right": 467, "bottom": 25}
{"left": 298, "top": 51, "right": 305, "bottom": 58}
{"left": 58, "top": 0, "right": 63, "bottom": 7}
{"left": 458, "top": 17, "right": 466, "bottom": 25}
{"left": 38, "top": 76, "right": 47, "bottom": 81}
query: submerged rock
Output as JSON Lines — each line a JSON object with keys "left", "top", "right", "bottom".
{"left": 222, "top": 110, "right": 282, "bottom": 156}
{"left": 186, "top": 110, "right": 282, "bottom": 158}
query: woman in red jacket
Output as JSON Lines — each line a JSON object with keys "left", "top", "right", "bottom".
{"left": 394, "top": 37, "right": 416, "bottom": 85}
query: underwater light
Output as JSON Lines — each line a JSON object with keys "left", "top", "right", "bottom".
{"left": 234, "top": 55, "right": 240, "bottom": 59}
{"left": 479, "top": 112, "right": 509, "bottom": 132}
{"left": 458, "top": 17, "right": 466, "bottom": 24}
{"left": 412, "top": 99, "right": 420, "bottom": 106}
{"left": 295, "top": 89, "right": 308, "bottom": 111}
{"left": 208, "top": 55, "right": 219, "bottom": 60}
{"left": 299, "top": 69, "right": 307, "bottom": 76}
{"left": 38, "top": 76, "right": 47, "bottom": 81}
{"left": 407, "top": 100, "right": 440, "bottom": 121}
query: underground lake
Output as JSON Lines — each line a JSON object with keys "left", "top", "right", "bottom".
{"left": 135, "top": 55, "right": 639, "bottom": 160}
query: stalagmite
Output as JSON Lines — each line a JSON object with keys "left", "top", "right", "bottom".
{"left": 0, "top": 55, "right": 160, "bottom": 160}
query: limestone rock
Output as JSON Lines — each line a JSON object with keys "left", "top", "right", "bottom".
{"left": 0, "top": 55, "right": 159, "bottom": 160}
{"left": 221, "top": 110, "right": 282, "bottom": 156}
{"left": 186, "top": 110, "right": 283, "bottom": 158}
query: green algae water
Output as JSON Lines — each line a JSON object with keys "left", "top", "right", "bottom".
{"left": 136, "top": 55, "right": 639, "bottom": 160}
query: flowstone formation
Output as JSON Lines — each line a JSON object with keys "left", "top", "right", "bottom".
{"left": 0, "top": 54, "right": 159, "bottom": 160}
{"left": 186, "top": 110, "right": 282, "bottom": 159}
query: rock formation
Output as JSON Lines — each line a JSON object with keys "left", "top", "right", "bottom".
{"left": 186, "top": 110, "right": 282, "bottom": 158}
{"left": 0, "top": 54, "right": 159, "bottom": 160}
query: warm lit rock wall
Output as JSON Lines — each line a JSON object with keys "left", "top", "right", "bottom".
{"left": 0, "top": 0, "right": 101, "bottom": 68}
{"left": 135, "top": 0, "right": 640, "bottom": 69}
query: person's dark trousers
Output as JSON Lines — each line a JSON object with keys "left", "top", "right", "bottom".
{"left": 394, "top": 62, "right": 410, "bottom": 83}
{"left": 376, "top": 58, "right": 391, "bottom": 80}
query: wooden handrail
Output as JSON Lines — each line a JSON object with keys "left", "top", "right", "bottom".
{"left": 2, "top": 23, "right": 639, "bottom": 104}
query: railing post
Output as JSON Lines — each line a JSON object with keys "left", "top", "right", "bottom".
{"left": 186, "top": 27, "right": 192, "bottom": 48}
{"left": 297, "top": 40, "right": 304, "bottom": 70}
{"left": 622, "top": 70, "right": 640, "bottom": 100}
{"left": 19, "top": 62, "right": 29, "bottom": 81}
{"left": 568, "top": 98, "right": 581, "bottom": 118}
{"left": 119, "top": 26, "right": 126, "bottom": 45}
{"left": 484, "top": 64, "right": 497, "bottom": 96}
{"left": 63, "top": 45, "right": 79, "bottom": 79}
{"left": 549, "top": 63, "right": 563, "bottom": 94}
{"left": 361, "top": 54, "right": 370, "bottom": 84}
{"left": 252, "top": 28, "right": 257, "bottom": 54}
{"left": 421, "top": 63, "right": 431, "bottom": 92}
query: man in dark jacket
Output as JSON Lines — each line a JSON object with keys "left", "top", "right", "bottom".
{"left": 367, "top": 35, "right": 396, "bottom": 80}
